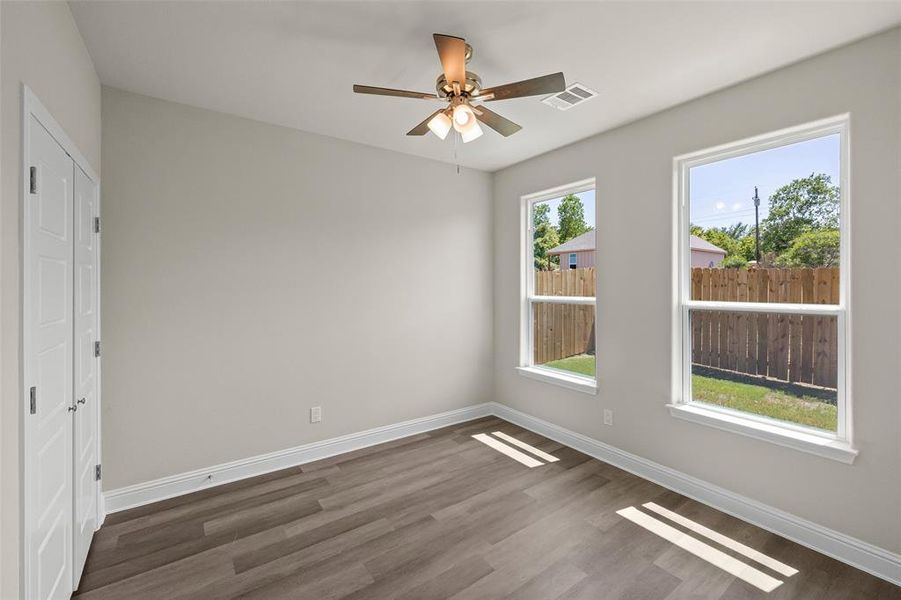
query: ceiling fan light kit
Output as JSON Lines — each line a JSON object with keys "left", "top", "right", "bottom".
{"left": 427, "top": 111, "right": 453, "bottom": 139}
{"left": 353, "top": 33, "right": 566, "bottom": 144}
{"left": 453, "top": 103, "right": 474, "bottom": 128}
{"left": 460, "top": 120, "right": 484, "bottom": 143}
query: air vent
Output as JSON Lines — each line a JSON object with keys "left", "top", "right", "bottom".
{"left": 541, "top": 83, "right": 598, "bottom": 111}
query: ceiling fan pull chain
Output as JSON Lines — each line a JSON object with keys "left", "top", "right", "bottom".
{"left": 455, "top": 132, "right": 460, "bottom": 174}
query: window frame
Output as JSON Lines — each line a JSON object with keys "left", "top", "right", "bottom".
{"left": 568, "top": 253, "right": 578, "bottom": 269}
{"left": 518, "top": 178, "right": 598, "bottom": 394}
{"left": 670, "top": 116, "right": 856, "bottom": 462}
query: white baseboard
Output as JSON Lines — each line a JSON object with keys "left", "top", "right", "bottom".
{"left": 102, "top": 403, "right": 493, "bottom": 514}
{"left": 102, "top": 400, "right": 901, "bottom": 587}
{"left": 490, "top": 402, "right": 901, "bottom": 587}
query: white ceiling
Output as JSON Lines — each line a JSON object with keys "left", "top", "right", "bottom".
{"left": 69, "top": 1, "right": 901, "bottom": 172}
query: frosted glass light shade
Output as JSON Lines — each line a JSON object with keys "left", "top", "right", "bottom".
{"left": 451, "top": 104, "right": 476, "bottom": 132}
{"left": 460, "top": 120, "right": 483, "bottom": 143}
{"left": 427, "top": 111, "right": 452, "bottom": 139}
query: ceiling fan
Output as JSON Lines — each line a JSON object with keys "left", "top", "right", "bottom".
{"left": 353, "top": 34, "right": 565, "bottom": 143}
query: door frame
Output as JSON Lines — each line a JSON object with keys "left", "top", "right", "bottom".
{"left": 22, "top": 85, "right": 103, "bottom": 596}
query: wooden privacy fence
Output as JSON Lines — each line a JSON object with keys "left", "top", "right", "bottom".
{"left": 532, "top": 266, "right": 840, "bottom": 389}
{"left": 533, "top": 268, "right": 595, "bottom": 365}
{"left": 535, "top": 268, "right": 596, "bottom": 297}
{"left": 690, "top": 267, "right": 839, "bottom": 389}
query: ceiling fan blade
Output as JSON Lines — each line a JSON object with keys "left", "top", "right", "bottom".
{"left": 474, "top": 105, "right": 522, "bottom": 137}
{"left": 353, "top": 85, "right": 439, "bottom": 100}
{"left": 407, "top": 110, "right": 444, "bottom": 136}
{"left": 433, "top": 34, "right": 466, "bottom": 87}
{"left": 477, "top": 72, "right": 565, "bottom": 102}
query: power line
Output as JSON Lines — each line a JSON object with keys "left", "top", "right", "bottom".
{"left": 690, "top": 209, "right": 757, "bottom": 224}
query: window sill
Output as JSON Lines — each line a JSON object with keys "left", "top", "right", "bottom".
{"left": 667, "top": 403, "right": 857, "bottom": 464}
{"left": 516, "top": 366, "right": 597, "bottom": 395}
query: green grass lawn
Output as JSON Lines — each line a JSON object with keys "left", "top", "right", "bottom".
{"left": 544, "top": 354, "right": 596, "bottom": 377}
{"left": 542, "top": 355, "right": 837, "bottom": 431}
{"left": 691, "top": 374, "right": 836, "bottom": 431}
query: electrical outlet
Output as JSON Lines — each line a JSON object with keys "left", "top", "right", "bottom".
{"left": 310, "top": 406, "right": 322, "bottom": 424}
{"left": 603, "top": 409, "right": 613, "bottom": 426}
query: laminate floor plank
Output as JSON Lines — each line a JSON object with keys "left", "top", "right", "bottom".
{"left": 176, "top": 519, "right": 397, "bottom": 600}
{"left": 76, "top": 525, "right": 287, "bottom": 600}
{"left": 107, "top": 467, "right": 338, "bottom": 540}
{"left": 117, "top": 478, "right": 329, "bottom": 551}
{"left": 394, "top": 556, "right": 495, "bottom": 600}
{"left": 76, "top": 418, "right": 901, "bottom": 599}
{"left": 500, "top": 559, "right": 587, "bottom": 600}
{"left": 102, "top": 465, "right": 310, "bottom": 526}
{"left": 234, "top": 506, "right": 390, "bottom": 573}
{"left": 235, "top": 561, "right": 374, "bottom": 600}
{"left": 78, "top": 497, "right": 322, "bottom": 592}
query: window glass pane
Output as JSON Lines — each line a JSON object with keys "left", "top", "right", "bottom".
{"left": 533, "top": 303, "right": 596, "bottom": 379}
{"left": 689, "top": 309, "right": 837, "bottom": 431}
{"left": 532, "top": 190, "right": 596, "bottom": 296}
{"left": 688, "top": 135, "right": 840, "bottom": 303}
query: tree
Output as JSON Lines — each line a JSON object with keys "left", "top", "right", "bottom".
{"left": 775, "top": 229, "right": 840, "bottom": 267}
{"left": 716, "top": 223, "right": 750, "bottom": 240}
{"left": 533, "top": 203, "right": 560, "bottom": 271}
{"left": 557, "top": 194, "right": 591, "bottom": 243}
{"left": 693, "top": 225, "right": 760, "bottom": 264}
{"left": 760, "top": 173, "right": 839, "bottom": 254}
{"left": 533, "top": 202, "right": 551, "bottom": 229}
{"left": 721, "top": 255, "right": 749, "bottom": 268}
{"left": 736, "top": 232, "right": 758, "bottom": 262}
{"left": 533, "top": 222, "right": 560, "bottom": 271}
{"left": 694, "top": 228, "right": 741, "bottom": 259}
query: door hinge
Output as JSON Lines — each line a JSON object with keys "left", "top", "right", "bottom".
{"left": 94, "top": 341, "right": 102, "bottom": 358}
{"left": 29, "top": 167, "right": 37, "bottom": 194}
{"left": 29, "top": 387, "right": 37, "bottom": 415}
{"left": 94, "top": 216, "right": 101, "bottom": 234}
{"left": 95, "top": 464, "right": 102, "bottom": 481}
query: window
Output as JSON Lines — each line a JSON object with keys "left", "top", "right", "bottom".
{"left": 671, "top": 117, "right": 855, "bottom": 462}
{"left": 518, "top": 179, "right": 597, "bottom": 393}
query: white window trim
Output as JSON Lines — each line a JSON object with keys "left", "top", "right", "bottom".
{"left": 516, "top": 366, "right": 598, "bottom": 395}
{"left": 671, "top": 115, "right": 856, "bottom": 463}
{"left": 569, "top": 253, "right": 578, "bottom": 268}
{"left": 519, "top": 178, "right": 597, "bottom": 394}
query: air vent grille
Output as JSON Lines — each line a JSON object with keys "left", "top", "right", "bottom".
{"left": 541, "top": 83, "right": 598, "bottom": 111}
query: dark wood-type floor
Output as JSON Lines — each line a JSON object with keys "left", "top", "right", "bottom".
{"left": 75, "top": 417, "right": 901, "bottom": 599}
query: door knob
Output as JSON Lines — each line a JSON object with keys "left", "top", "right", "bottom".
{"left": 77, "top": 398, "right": 86, "bottom": 405}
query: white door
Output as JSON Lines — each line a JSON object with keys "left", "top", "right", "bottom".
{"left": 24, "top": 116, "right": 75, "bottom": 600}
{"left": 72, "top": 165, "right": 100, "bottom": 586}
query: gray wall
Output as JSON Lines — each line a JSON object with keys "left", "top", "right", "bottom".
{"left": 0, "top": 3, "right": 101, "bottom": 597}
{"left": 100, "top": 87, "right": 494, "bottom": 490}
{"left": 493, "top": 29, "right": 901, "bottom": 553}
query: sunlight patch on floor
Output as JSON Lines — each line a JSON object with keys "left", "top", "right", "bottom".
{"left": 616, "top": 506, "right": 790, "bottom": 593}
{"left": 471, "top": 432, "right": 560, "bottom": 468}
{"left": 642, "top": 502, "right": 798, "bottom": 577}
{"left": 491, "top": 431, "right": 560, "bottom": 463}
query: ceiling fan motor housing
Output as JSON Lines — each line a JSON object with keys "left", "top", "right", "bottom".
{"left": 436, "top": 71, "right": 482, "bottom": 98}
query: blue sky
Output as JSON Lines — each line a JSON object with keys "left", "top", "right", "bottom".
{"left": 689, "top": 134, "right": 840, "bottom": 230}
{"left": 539, "top": 189, "right": 596, "bottom": 229}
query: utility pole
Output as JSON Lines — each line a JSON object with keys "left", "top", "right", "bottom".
{"left": 753, "top": 186, "right": 761, "bottom": 263}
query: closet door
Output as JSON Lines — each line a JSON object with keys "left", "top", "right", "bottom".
{"left": 73, "top": 165, "right": 100, "bottom": 585}
{"left": 24, "top": 116, "right": 75, "bottom": 600}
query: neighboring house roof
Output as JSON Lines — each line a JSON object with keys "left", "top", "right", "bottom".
{"left": 547, "top": 230, "right": 595, "bottom": 255}
{"left": 548, "top": 231, "right": 726, "bottom": 256}
{"left": 689, "top": 235, "right": 727, "bottom": 255}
